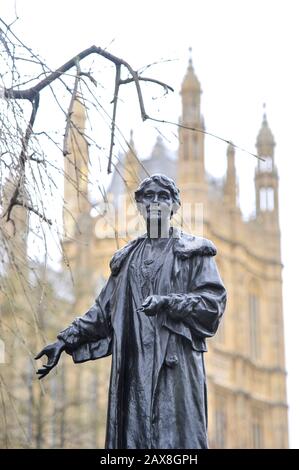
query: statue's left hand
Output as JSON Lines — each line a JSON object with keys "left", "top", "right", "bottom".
{"left": 35, "top": 340, "right": 65, "bottom": 380}
{"left": 137, "top": 295, "right": 167, "bottom": 316}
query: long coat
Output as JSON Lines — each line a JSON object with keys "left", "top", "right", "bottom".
{"left": 58, "top": 230, "right": 227, "bottom": 449}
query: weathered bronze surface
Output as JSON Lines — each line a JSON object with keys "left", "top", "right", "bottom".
{"left": 35, "top": 174, "right": 227, "bottom": 449}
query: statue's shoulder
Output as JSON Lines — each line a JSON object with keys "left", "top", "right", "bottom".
{"left": 109, "top": 236, "right": 144, "bottom": 275}
{"left": 174, "top": 231, "right": 217, "bottom": 259}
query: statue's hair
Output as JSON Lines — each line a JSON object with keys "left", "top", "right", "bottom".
{"left": 134, "top": 174, "right": 181, "bottom": 213}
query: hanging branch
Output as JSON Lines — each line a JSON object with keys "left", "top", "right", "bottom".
{"left": 1, "top": 17, "right": 262, "bottom": 231}
{"left": 2, "top": 92, "right": 41, "bottom": 225}
{"left": 108, "top": 64, "right": 121, "bottom": 174}
{"left": 3, "top": 45, "right": 173, "bottom": 116}
{"left": 1, "top": 38, "right": 174, "bottom": 222}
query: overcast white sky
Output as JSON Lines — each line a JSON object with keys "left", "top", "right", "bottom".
{"left": 1, "top": 0, "right": 299, "bottom": 448}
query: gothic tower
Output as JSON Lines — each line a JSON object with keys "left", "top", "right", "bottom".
{"left": 255, "top": 109, "right": 279, "bottom": 232}
{"left": 63, "top": 96, "right": 90, "bottom": 240}
{"left": 62, "top": 95, "right": 94, "bottom": 310}
{"left": 178, "top": 54, "right": 206, "bottom": 204}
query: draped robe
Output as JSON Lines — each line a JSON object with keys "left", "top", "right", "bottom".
{"left": 57, "top": 230, "right": 227, "bottom": 449}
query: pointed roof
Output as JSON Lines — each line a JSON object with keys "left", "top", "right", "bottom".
{"left": 225, "top": 142, "right": 236, "bottom": 182}
{"left": 150, "top": 135, "right": 169, "bottom": 160}
{"left": 181, "top": 52, "right": 201, "bottom": 93}
{"left": 141, "top": 136, "right": 177, "bottom": 180}
{"left": 107, "top": 135, "right": 177, "bottom": 205}
{"left": 227, "top": 142, "right": 235, "bottom": 158}
{"left": 256, "top": 107, "right": 275, "bottom": 148}
{"left": 123, "top": 130, "right": 140, "bottom": 191}
{"left": 125, "top": 130, "right": 137, "bottom": 161}
{"left": 224, "top": 142, "right": 239, "bottom": 209}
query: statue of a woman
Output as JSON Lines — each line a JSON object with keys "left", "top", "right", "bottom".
{"left": 35, "top": 174, "right": 227, "bottom": 449}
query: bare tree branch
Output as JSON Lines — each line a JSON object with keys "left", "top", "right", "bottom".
{"left": 119, "top": 76, "right": 174, "bottom": 93}
{"left": 3, "top": 44, "right": 172, "bottom": 121}
{"left": 108, "top": 64, "right": 121, "bottom": 174}
{"left": 14, "top": 200, "right": 52, "bottom": 225}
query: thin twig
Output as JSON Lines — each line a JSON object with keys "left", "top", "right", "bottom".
{"left": 15, "top": 201, "right": 52, "bottom": 225}
{"left": 119, "top": 75, "right": 174, "bottom": 93}
{"left": 108, "top": 64, "right": 121, "bottom": 174}
{"left": 146, "top": 116, "right": 265, "bottom": 161}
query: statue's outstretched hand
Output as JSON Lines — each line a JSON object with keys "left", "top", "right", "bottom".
{"left": 35, "top": 340, "right": 65, "bottom": 380}
{"left": 137, "top": 295, "right": 167, "bottom": 316}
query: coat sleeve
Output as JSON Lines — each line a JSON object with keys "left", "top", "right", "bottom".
{"left": 57, "top": 275, "right": 115, "bottom": 355}
{"left": 163, "top": 254, "right": 227, "bottom": 339}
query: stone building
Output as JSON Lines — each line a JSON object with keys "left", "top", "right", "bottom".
{"left": 0, "top": 58, "right": 288, "bottom": 448}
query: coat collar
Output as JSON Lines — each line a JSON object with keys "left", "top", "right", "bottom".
{"left": 173, "top": 230, "right": 217, "bottom": 259}
{"left": 109, "top": 228, "right": 217, "bottom": 276}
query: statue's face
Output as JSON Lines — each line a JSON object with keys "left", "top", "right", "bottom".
{"left": 138, "top": 181, "right": 174, "bottom": 224}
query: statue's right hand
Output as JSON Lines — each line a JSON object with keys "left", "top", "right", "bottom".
{"left": 35, "top": 340, "right": 65, "bottom": 380}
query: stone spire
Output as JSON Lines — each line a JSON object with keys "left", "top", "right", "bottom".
{"left": 123, "top": 130, "right": 140, "bottom": 194}
{"left": 63, "top": 95, "right": 90, "bottom": 238}
{"left": 181, "top": 57, "right": 201, "bottom": 91}
{"left": 181, "top": 48, "right": 202, "bottom": 124}
{"left": 150, "top": 135, "right": 167, "bottom": 160}
{"left": 256, "top": 104, "right": 275, "bottom": 157}
{"left": 254, "top": 108, "right": 279, "bottom": 228}
{"left": 178, "top": 51, "right": 206, "bottom": 199}
{"left": 224, "top": 142, "right": 238, "bottom": 208}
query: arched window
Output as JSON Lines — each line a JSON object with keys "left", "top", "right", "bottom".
{"left": 252, "top": 407, "right": 264, "bottom": 448}
{"left": 260, "top": 187, "right": 275, "bottom": 212}
{"left": 249, "top": 290, "right": 261, "bottom": 360}
{"left": 267, "top": 188, "right": 274, "bottom": 211}
{"left": 260, "top": 188, "right": 267, "bottom": 211}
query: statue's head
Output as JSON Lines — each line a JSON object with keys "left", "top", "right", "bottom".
{"left": 134, "top": 174, "right": 181, "bottom": 225}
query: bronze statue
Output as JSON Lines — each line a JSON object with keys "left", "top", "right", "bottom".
{"left": 35, "top": 174, "right": 227, "bottom": 449}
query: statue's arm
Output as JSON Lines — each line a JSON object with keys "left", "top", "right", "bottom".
{"left": 57, "top": 276, "right": 114, "bottom": 354}
{"left": 163, "top": 255, "right": 226, "bottom": 338}
{"left": 141, "top": 255, "right": 226, "bottom": 339}
{"left": 35, "top": 276, "right": 114, "bottom": 378}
